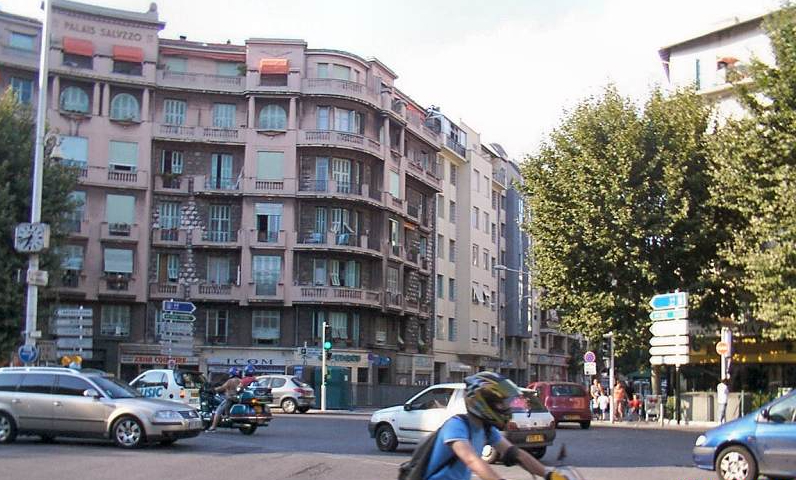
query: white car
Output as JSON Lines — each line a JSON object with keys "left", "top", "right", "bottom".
{"left": 367, "top": 383, "right": 556, "bottom": 461}
{"left": 129, "top": 369, "right": 207, "bottom": 408}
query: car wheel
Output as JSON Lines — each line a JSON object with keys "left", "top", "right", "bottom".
{"left": 481, "top": 444, "right": 500, "bottom": 463}
{"left": 282, "top": 398, "right": 298, "bottom": 414}
{"left": 239, "top": 424, "right": 258, "bottom": 435}
{"left": 0, "top": 412, "right": 17, "bottom": 444}
{"left": 375, "top": 424, "right": 398, "bottom": 452}
{"left": 530, "top": 447, "right": 547, "bottom": 459}
{"left": 112, "top": 416, "right": 145, "bottom": 449}
{"left": 580, "top": 421, "right": 591, "bottom": 430}
{"left": 297, "top": 406, "right": 311, "bottom": 413}
{"left": 716, "top": 445, "right": 757, "bottom": 480}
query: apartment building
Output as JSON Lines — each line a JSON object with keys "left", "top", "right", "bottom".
{"left": 0, "top": 0, "right": 441, "bottom": 384}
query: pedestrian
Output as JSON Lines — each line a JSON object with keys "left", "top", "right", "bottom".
{"left": 415, "top": 371, "right": 579, "bottom": 480}
{"left": 613, "top": 380, "right": 626, "bottom": 422}
{"left": 589, "top": 379, "right": 602, "bottom": 418}
{"left": 717, "top": 378, "right": 729, "bottom": 424}
{"left": 628, "top": 394, "right": 643, "bottom": 421}
{"left": 598, "top": 392, "right": 610, "bottom": 421}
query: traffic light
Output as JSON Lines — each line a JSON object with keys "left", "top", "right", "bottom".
{"left": 323, "top": 322, "right": 332, "bottom": 360}
{"left": 600, "top": 338, "right": 611, "bottom": 368}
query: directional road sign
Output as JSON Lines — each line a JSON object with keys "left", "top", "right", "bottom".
{"left": 160, "top": 323, "right": 194, "bottom": 334}
{"left": 55, "top": 308, "right": 93, "bottom": 318}
{"left": 650, "top": 292, "right": 687, "bottom": 310}
{"left": 650, "top": 354, "right": 690, "bottom": 366}
{"left": 650, "top": 308, "right": 688, "bottom": 321}
{"left": 53, "top": 317, "right": 93, "bottom": 327}
{"left": 53, "top": 326, "right": 93, "bottom": 337}
{"left": 649, "top": 335, "right": 689, "bottom": 347}
{"left": 161, "top": 312, "right": 196, "bottom": 323}
{"left": 649, "top": 345, "right": 690, "bottom": 356}
{"left": 18, "top": 344, "right": 39, "bottom": 364}
{"left": 57, "top": 337, "right": 92, "bottom": 349}
{"left": 650, "top": 319, "right": 689, "bottom": 337}
{"left": 162, "top": 301, "right": 196, "bottom": 314}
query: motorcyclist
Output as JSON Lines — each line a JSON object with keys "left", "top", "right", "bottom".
{"left": 423, "top": 371, "right": 581, "bottom": 480}
{"left": 207, "top": 367, "right": 241, "bottom": 432}
{"left": 239, "top": 364, "right": 258, "bottom": 389}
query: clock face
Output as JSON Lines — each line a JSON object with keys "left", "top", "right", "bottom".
{"left": 15, "top": 223, "right": 49, "bottom": 253}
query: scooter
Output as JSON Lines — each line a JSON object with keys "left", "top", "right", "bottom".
{"left": 199, "top": 383, "right": 273, "bottom": 435}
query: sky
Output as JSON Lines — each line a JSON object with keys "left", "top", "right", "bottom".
{"left": 1, "top": 0, "right": 781, "bottom": 159}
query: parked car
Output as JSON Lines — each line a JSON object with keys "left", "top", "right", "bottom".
{"left": 130, "top": 369, "right": 207, "bottom": 408}
{"left": 256, "top": 374, "right": 314, "bottom": 413}
{"left": 527, "top": 381, "right": 591, "bottom": 429}
{"left": 693, "top": 389, "right": 796, "bottom": 480}
{"left": 0, "top": 367, "right": 203, "bottom": 448}
{"left": 482, "top": 388, "right": 556, "bottom": 462}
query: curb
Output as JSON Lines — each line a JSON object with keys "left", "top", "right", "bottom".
{"left": 590, "top": 420, "right": 714, "bottom": 432}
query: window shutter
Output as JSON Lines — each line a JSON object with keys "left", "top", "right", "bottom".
{"left": 106, "top": 194, "right": 135, "bottom": 224}
{"left": 256, "top": 151, "right": 285, "bottom": 180}
{"left": 104, "top": 248, "right": 133, "bottom": 273}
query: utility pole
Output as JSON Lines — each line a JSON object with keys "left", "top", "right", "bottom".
{"left": 321, "top": 321, "right": 327, "bottom": 412}
{"left": 604, "top": 332, "right": 615, "bottom": 423}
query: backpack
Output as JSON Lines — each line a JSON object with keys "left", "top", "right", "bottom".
{"left": 397, "top": 414, "right": 470, "bottom": 480}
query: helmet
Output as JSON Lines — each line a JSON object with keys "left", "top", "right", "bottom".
{"left": 463, "top": 371, "right": 520, "bottom": 429}
{"left": 228, "top": 367, "right": 240, "bottom": 378}
{"left": 243, "top": 364, "right": 256, "bottom": 376}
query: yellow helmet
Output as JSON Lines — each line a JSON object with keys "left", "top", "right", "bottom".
{"left": 464, "top": 371, "right": 520, "bottom": 429}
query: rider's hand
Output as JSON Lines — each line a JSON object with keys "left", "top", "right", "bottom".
{"left": 545, "top": 468, "right": 582, "bottom": 480}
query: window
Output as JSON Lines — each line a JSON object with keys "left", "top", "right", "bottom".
{"left": 482, "top": 322, "right": 489, "bottom": 344}
{"left": 767, "top": 394, "right": 796, "bottom": 423}
{"left": 695, "top": 58, "right": 701, "bottom": 90}
{"left": 471, "top": 320, "right": 478, "bottom": 342}
{"left": 60, "top": 244, "right": 84, "bottom": 272}
{"left": 54, "top": 376, "right": 92, "bottom": 396}
{"left": 10, "top": 77, "right": 32, "bottom": 104}
{"left": 59, "top": 86, "right": 89, "bottom": 113}
{"left": 10, "top": 32, "right": 35, "bottom": 51}
{"left": 109, "top": 141, "right": 138, "bottom": 171}
{"left": 437, "top": 234, "right": 444, "bottom": 259}
{"left": 334, "top": 108, "right": 363, "bottom": 134}
{"left": 163, "top": 99, "right": 186, "bottom": 125}
{"left": 449, "top": 278, "right": 456, "bottom": 301}
{"left": 18, "top": 374, "right": 55, "bottom": 394}
{"left": 317, "top": 63, "right": 329, "bottom": 78}
{"left": 217, "top": 62, "right": 240, "bottom": 76}
{"left": 312, "top": 259, "right": 327, "bottom": 286}
{"left": 472, "top": 282, "right": 482, "bottom": 304}
{"left": 437, "top": 195, "right": 444, "bottom": 218}
{"left": 255, "top": 203, "right": 282, "bottom": 242}
{"left": 492, "top": 223, "right": 497, "bottom": 244}
{"left": 253, "top": 255, "right": 281, "bottom": 295}
{"left": 472, "top": 244, "right": 479, "bottom": 267}
{"left": 252, "top": 310, "right": 280, "bottom": 345}
{"left": 409, "top": 387, "right": 453, "bottom": 410}
{"left": 449, "top": 239, "right": 456, "bottom": 262}
{"left": 210, "top": 154, "right": 235, "bottom": 189}
{"left": 66, "top": 191, "right": 85, "bottom": 232}
{"left": 492, "top": 190, "right": 498, "bottom": 210}
{"left": 389, "top": 219, "right": 400, "bottom": 255}
{"left": 63, "top": 52, "right": 93, "bottom": 69}
{"left": 472, "top": 207, "right": 479, "bottom": 229}
{"left": 208, "top": 205, "right": 231, "bottom": 241}
{"left": 491, "top": 256, "right": 497, "bottom": 277}
{"left": 436, "top": 315, "right": 445, "bottom": 341}
{"left": 110, "top": 93, "right": 139, "bottom": 121}
{"left": 101, "top": 305, "right": 130, "bottom": 337}
{"left": 207, "top": 256, "right": 231, "bottom": 284}
{"left": 450, "top": 164, "right": 457, "bottom": 186}
{"left": 106, "top": 194, "right": 135, "bottom": 228}
{"left": 213, "top": 103, "right": 236, "bottom": 128}
{"left": 449, "top": 201, "right": 456, "bottom": 223}
{"left": 158, "top": 202, "right": 180, "bottom": 230}
{"left": 448, "top": 318, "right": 457, "bottom": 341}
{"left": 113, "top": 60, "right": 142, "bottom": 75}
{"left": 387, "top": 267, "right": 399, "bottom": 293}
{"left": 484, "top": 212, "right": 489, "bottom": 233}
{"left": 257, "top": 151, "right": 284, "bottom": 180}
{"left": 332, "top": 64, "right": 352, "bottom": 80}
{"left": 164, "top": 57, "right": 187, "bottom": 72}
{"left": 103, "top": 248, "right": 133, "bottom": 274}
{"left": 501, "top": 222, "right": 506, "bottom": 238}
{"left": 206, "top": 310, "right": 228, "bottom": 343}
{"left": 436, "top": 274, "right": 444, "bottom": 299}
{"left": 156, "top": 253, "right": 180, "bottom": 282}
{"left": 59, "top": 135, "right": 88, "bottom": 167}
{"left": 261, "top": 73, "right": 287, "bottom": 86}
{"left": 258, "top": 104, "right": 287, "bottom": 130}
{"left": 330, "top": 312, "right": 348, "bottom": 339}
{"left": 484, "top": 176, "right": 490, "bottom": 196}
{"left": 161, "top": 150, "right": 183, "bottom": 174}
{"left": 473, "top": 169, "right": 480, "bottom": 192}
{"left": 331, "top": 158, "right": 352, "bottom": 192}
{"left": 388, "top": 170, "right": 400, "bottom": 198}
{"left": 317, "top": 106, "right": 330, "bottom": 130}
{"left": 501, "top": 195, "right": 506, "bottom": 210}
{"left": 483, "top": 249, "right": 489, "bottom": 270}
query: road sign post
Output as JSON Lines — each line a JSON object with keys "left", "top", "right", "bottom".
{"left": 160, "top": 300, "right": 196, "bottom": 361}
{"left": 648, "top": 291, "right": 690, "bottom": 425}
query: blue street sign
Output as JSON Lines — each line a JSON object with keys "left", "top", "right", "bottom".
{"left": 18, "top": 344, "right": 39, "bottom": 364}
{"left": 162, "top": 300, "right": 196, "bottom": 314}
{"left": 650, "top": 292, "right": 687, "bottom": 311}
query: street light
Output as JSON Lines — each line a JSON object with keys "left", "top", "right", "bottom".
{"left": 493, "top": 264, "right": 522, "bottom": 273}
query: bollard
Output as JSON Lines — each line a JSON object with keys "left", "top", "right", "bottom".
{"left": 659, "top": 401, "right": 664, "bottom": 427}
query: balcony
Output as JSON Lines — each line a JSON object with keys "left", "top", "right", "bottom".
{"left": 152, "top": 228, "right": 187, "bottom": 247}
{"left": 148, "top": 282, "right": 184, "bottom": 300}
{"left": 302, "top": 78, "right": 379, "bottom": 106}
{"left": 292, "top": 286, "right": 381, "bottom": 308}
{"left": 154, "top": 174, "right": 190, "bottom": 194}
{"left": 2, "top": 45, "right": 39, "bottom": 69}
{"left": 154, "top": 123, "right": 243, "bottom": 144}
{"left": 297, "top": 179, "right": 375, "bottom": 203}
{"left": 192, "top": 228, "right": 241, "bottom": 248}
{"left": 492, "top": 169, "right": 507, "bottom": 186}
{"left": 386, "top": 292, "right": 403, "bottom": 308}
{"left": 405, "top": 109, "right": 441, "bottom": 147}
{"left": 100, "top": 223, "right": 140, "bottom": 243}
{"left": 190, "top": 283, "right": 241, "bottom": 301}
{"left": 389, "top": 244, "right": 404, "bottom": 261}
{"left": 247, "top": 229, "right": 287, "bottom": 249}
{"left": 298, "top": 130, "right": 382, "bottom": 158}
{"left": 296, "top": 231, "right": 379, "bottom": 256}
{"left": 248, "top": 283, "right": 284, "bottom": 303}
{"left": 240, "top": 177, "right": 296, "bottom": 196}
{"left": 82, "top": 166, "right": 149, "bottom": 190}
{"left": 98, "top": 275, "right": 137, "bottom": 298}
{"left": 445, "top": 137, "right": 467, "bottom": 158}
{"left": 191, "top": 174, "right": 241, "bottom": 194}
{"left": 56, "top": 271, "right": 87, "bottom": 296}
{"left": 65, "top": 219, "right": 90, "bottom": 239}
{"left": 157, "top": 70, "right": 245, "bottom": 93}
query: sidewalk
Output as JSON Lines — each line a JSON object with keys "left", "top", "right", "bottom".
{"left": 590, "top": 418, "right": 717, "bottom": 432}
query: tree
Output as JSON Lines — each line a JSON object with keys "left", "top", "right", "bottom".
{"left": 0, "top": 90, "right": 79, "bottom": 363}
{"left": 520, "top": 86, "right": 727, "bottom": 356}
{"left": 710, "top": 6, "right": 796, "bottom": 340}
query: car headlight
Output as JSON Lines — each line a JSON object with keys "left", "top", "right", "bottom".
{"left": 152, "top": 410, "right": 183, "bottom": 424}
{"left": 695, "top": 435, "right": 707, "bottom": 447}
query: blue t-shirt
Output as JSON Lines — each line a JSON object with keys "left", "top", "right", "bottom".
{"left": 424, "top": 415, "right": 502, "bottom": 480}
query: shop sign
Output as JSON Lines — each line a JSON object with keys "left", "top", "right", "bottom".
{"left": 121, "top": 354, "right": 198, "bottom": 365}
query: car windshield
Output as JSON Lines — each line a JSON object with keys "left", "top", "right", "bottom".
{"left": 512, "top": 392, "right": 547, "bottom": 413}
{"left": 551, "top": 384, "right": 585, "bottom": 397}
{"left": 292, "top": 377, "right": 311, "bottom": 388}
{"left": 175, "top": 371, "right": 207, "bottom": 388}
{"left": 90, "top": 376, "right": 141, "bottom": 399}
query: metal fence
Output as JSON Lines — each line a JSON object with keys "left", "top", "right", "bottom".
{"left": 351, "top": 384, "right": 427, "bottom": 408}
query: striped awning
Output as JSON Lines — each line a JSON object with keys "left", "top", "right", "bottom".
{"left": 259, "top": 58, "right": 289, "bottom": 74}
{"left": 63, "top": 37, "right": 94, "bottom": 57}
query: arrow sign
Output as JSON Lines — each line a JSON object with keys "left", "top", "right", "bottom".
{"left": 650, "top": 292, "right": 687, "bottom": 311}
{"left": 650, "top": 354, "right": 690, "bottom": 366}
{"left": 649, "top": 335, "right": 689, "bottom": 347}
{"left": 161, "top": 331, "right": 194, "bottom": 339}
{"left": 55, "top": 308, "right": 93, "bottom": 318}
{"left": 54, "top": 327, "right": 94, "bottom": 337}
{"left": 649, "top": 345, "right": 690, "bottom": 356}
{"left": 162, "top": 301, "right": 196, "bottom": 314}
{"left": 161, "top": 312, "right": 196, "bottom": 323}
{"left": 161, "top": 323, "right": 194, "bottom": 334}
{"left": 650, "top": 319, "right": 689, "bottom": 337}
{"left": 53, "top": 317, "right": 93, "bottom": 327}
{"left": 650, "top": 308, "right": 688, "bottom": 321}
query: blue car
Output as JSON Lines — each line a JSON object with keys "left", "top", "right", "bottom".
{"left": 693, "top": 389, "right": 796, "bottom": 480}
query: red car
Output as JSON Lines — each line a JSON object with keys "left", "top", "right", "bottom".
{"left": 527, "top": 382, "right": 591, "bottom": 429}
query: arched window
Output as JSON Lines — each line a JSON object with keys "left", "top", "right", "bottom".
{"left": 60, "top": 86, "right": 89, "bottom": 114}
{"left": 110, "top": 93, "right": 140, "bottom": 122}
{"left": 258, "top": 104, "right": 286, "bottom": 130}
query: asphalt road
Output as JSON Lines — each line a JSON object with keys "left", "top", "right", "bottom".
{"left": 0, "top": 413, "right": 716, "bottom": 480}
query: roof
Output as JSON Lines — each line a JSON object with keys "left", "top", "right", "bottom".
{"left": 658, "top": 10, "right": 770, "bottom": 56}
{"left": 160, "top": 38, "right": 245, "bottom": 53}
{"left": 0, "top": 10, "right": 42, "bottom": 27}
{"left": 52, "top": 0, "right": 165, "bottom": 29}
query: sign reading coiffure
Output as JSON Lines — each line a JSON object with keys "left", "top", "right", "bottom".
{"left": 63, "top": 21, "right": 144, "bottom": 42}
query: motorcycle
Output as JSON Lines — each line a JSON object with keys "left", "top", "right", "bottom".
{"left": 199, "top": 382, "right": 273, "bottom": 435}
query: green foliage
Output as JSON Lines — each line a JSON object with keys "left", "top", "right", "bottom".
{"left": 709, "top": 5, "right": 796, "bottom": 340}
{"left": 0, "top": 89, "right": 79, "bottom": 362}
{"left": 520, "top": 86, "right": 724, "bottom": 357}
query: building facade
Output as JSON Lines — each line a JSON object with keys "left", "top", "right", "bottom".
{"left": 0, "top": 0, "right": 441, "bottom": 385}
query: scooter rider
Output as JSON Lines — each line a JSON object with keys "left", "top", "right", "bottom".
{"left": 207, "top": 367, "right": 242, "bottom": 432}
{"left": 239, "top": 364, "right": 258, "bottom": 388}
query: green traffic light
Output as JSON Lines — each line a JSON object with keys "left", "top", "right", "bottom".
{"left": 323, "top": 341, "right": 332, "bottom": 350}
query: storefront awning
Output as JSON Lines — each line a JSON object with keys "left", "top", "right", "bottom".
{"left": 113, "top": 45, "right": 144, "bottom": 63}
{"left": 63, "top": 37, "right": 94, "bottom": 57}
{"left": 259, "top": 58, "right": 289, "bottom": 74}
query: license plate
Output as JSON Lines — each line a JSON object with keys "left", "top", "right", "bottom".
{"left": 526, "top": 434, "right": 544, "bottom": 443}
{"left": 564, "top": 415, "right": 580, "bottom": 420}
{"left": 188, "top": 419, "right": 203, "bottom": 429}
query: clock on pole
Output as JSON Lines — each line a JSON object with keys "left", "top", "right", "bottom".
{"left": 14, "top": 222, "right": 51, "bottom": 253}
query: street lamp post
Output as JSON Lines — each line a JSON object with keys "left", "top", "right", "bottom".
{"left": 495, "top": 264, "right": 533, "bottom": 381}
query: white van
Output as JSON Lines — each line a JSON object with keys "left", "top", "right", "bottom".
{"left": 130, "top": 369, "right": 206, "bottom": 408}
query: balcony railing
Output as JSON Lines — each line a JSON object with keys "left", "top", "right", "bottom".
{"left": 299, "top": 130, "right": 382, "bottom": 157}
{"left": 158, "top": 70, "right": 244, "bottom": 92}
{"left": 493, "top": 169, "right": 507, "bottom": 185}
{"left": 445, "top": 137, "right": 467, "bottom": 158}
{"left": 100, "top": 223, "right": 140, "bottom": 242}
{"left": 60, "top": 271, "right": 82, "bottom": 289}
{"left": 295, "top": 286, "right": 381, "bottom": 307}
{"left": 98, "top": 275, "right": 136, "bottom": 296}
{"left": 155, "top": 124, "right": 242, "bottom": 144}
{"left": 202, "top": 230, "right": 238, "bottom": 243}
{"left": 386, "top": 292, "right": 402, "bottom": 306}
{"left": 302, "top": 78, "right": 378, "bottom": 105}
{"left": 299, "top": 179, "right": 328, "bottom": 193}
{"left": 199, "top": 284, "right": 231, "bottom": 295}
{"left": 148, "top": 282, "right": 182, "bottom": 299}
{"left": 203, "top": 127, "right": 240, "bottom": 141}
{"left": 205, "top": 177, "right": 240, "bottom": 191}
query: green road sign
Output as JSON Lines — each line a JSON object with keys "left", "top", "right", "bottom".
{"left": 650, "top": 308, "right": 688, "bottom": 321}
